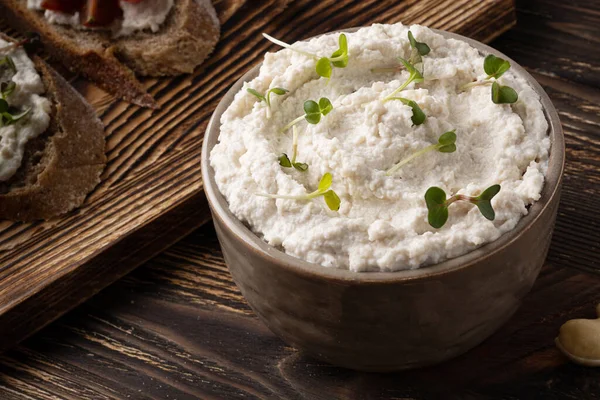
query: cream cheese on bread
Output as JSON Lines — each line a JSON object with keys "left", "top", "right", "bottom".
{"left": 0, "top": 39, "right": 51, "bottom": 182}
{"left": 27, "top": 0, "right": 174, "bottom": 37}
{"left": 119, "top": 0, "right": 174, "bottom": 36}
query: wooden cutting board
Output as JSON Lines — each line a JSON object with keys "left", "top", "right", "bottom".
{"left": 0, "top": 0, "right": 516, "bottom": 353}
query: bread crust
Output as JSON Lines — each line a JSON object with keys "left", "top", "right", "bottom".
{"left": 0, "top": 0, "right": 220, "bottom": 107}
{"left": 0, "top": 57, "right": 106, "bottom": 221}
{"left": 117, "top": 0, "right": 220, "bottom": 76}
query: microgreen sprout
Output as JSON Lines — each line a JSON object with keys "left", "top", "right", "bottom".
{"left": 281, "top": 97, "right": 333, "bottom": 132}
{"left": 0, "top": 81, "right": 15, "bottom": 100}
{"left": 0, "top": 56, "right": 16, "bottom": 74}
{"left": 257, "top": 172, "right": 341, "bottom": 211}
{"left": 382, "top": 57, "right": 424, "bottom": 102}
{"left": 0, "top": 98, "right": 30, "bottom": 127}
{"left": 386, "top": 130, "right": 456, "bottom": 176}
{"left": 371, "top": 31, "right": 430, "bottom": 73}
{"left": 385, "top": 97, "right": 426, "bottom": 126}
{"left": 279, "top": 126, "right": 308, "bottom": 172}
{"left": 483, "top": 54, "right": 511, "bottom": 79}
{"left": 462, "top": 55, "right": 518, "bottom": 104}
{"left": 425, "top": 184, "right": 501, "bottom": 229}
{"left": 247, "top": 87, "right": 288, "bottom": 118}
{"left": 263, "top": 33, "right": 348, "bottom": 79}
{"left": 407, "top": 31, "right": 430, "bottom": 65}
{"left": 491, "top": 81, "right": 518, "bottom": 104}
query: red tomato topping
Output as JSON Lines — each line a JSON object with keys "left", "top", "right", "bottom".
{"left": 40, "top": 0, "right": 84, "bottom": 14}
{"left": 79, "top": 0, "right": 123, "bottom": 27}
{"left": 41, "top": 0, "right": 130, "bottom": 27}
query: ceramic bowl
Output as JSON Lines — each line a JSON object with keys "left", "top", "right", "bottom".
{"left": 201, "top": 28, "right": 565, "bottom": 372}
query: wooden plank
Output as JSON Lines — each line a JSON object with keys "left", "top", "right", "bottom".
{"left": 213, "top": 0, "right": 247, "bottom": 24}
{"left": 0, "top": 221, "right": 597, "bottom": 399}
{"left": 0, "top": 0, "right": 516, "bottom": 355}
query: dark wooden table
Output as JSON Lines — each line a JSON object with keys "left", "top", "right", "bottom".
{"left": 1, "top": 0, "right": 599, "bottom": 398}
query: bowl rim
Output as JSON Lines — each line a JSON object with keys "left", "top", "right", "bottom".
{"left": 201, "top": 26, "right": 565, "bottom": 283}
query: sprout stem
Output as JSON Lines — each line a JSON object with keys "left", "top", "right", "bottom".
{"left": 386, "top": 144, "right": 437, "bottom": 175}
{"left": 461, "top": 80, "right": 493, "bottom": 91}
{"left": 257, "top": 190, "right": 320, "bottom": 201}
{"left": 262, "top": 33, "right": 318, "bottom": 60}
{"left": 383, "top": 78, "right": 415, "bottom": 102}
{"left": 445, "top": 194, "right": 470, "bottom": 206}
{"left": 371, "top": 67, "right": 401, "bottom": 73}
{"left": 291, "top": 126, "right": 299, "bottom": 163}
{"left": 281, "top": 115, "right": 306, "bottom": 133}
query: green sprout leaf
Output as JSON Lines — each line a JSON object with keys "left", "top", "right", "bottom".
{"left": 408, "top": 30, "right": 430, "bottom": 65}
{"left": 282, "top": 97, "right": 333, "bottom": 132}
{"left": 0, "top": 96, "right": 31, "bottom": 126}
{"left": 491, "top": 81, "right": 518, "bottom": 104}
{"left": 293, "top": 162, "right": 309, "bottom": 172}
{"left": 399, "top": 57, "right": 424, "bottom": 83}
{"left": 372, "top": 32, "right": 430, "bottom": 74}
{"left": 0, "top": 98, "right": 8, "bottom": 113}
{"left": 474, "top": 184, "right": 501, "bottom": 220}
{"left": 257, "top": 172, "right": 341, "bottom": 211}
{"left": 269, "top": 87, "right": 289, "bottom": 96}
{"left": 425, "top": 187, "right": 449, "bottom": 229}
{"left": 319, "top": 97, "right": 333, "bottom": 115}
{"left": 323, "top": 190, "right": 341, "bottom": 211}
{"left": 318, "top": 172, "right": 332, "bottom": 192}
{"left": 2, "top": 107, "right": 30, "bottom": 124}
{"left": 316, "top": 57, "right": 332, "bottom": 79}
{"left": 278, "top": 153, "right": 292, "bottom": 168}
{"left": 388, "top": 97, "right": 426, "bottom": 125}
{"left": 247, "top": 87, "right": 288, "bottom": 118}
{"left": 304, "top": 100, "right": 321, "bottom": 124}
{"left": 383, "top": 57, "right": 424, "bottom": 101}
{"left": 463, "top": 55, "right": 518, "bottom": 105}
{"left": 265, "top": 87, "right": 288, "bottom": 107}
{"left": 263, "top": 32, "right": 349, "bottom": 79}
{"left": 279, "top": 126, "right": 309, "bottom": 172}
{"left": 483, "top": 54, "right": 510, "bottom": 79}
{"left": 0, "top": 56, "right": 16, "bottom": 74}
{"left": 0, "top": 106, "right": 30, "bottom": 127}
{"left": 247, "top": 88, "right": 265, "bottom": 102}
{"left": 437, "top": 129, "right": 457, "bottom": 153}
{"left": 1, "top": 81, "right": 16, "bottom": 99}
{"left": 330, "top": 33, "right": 349, "bottom": 68}
{"left": 424, "top": 184, "right": 501, "bottom": 228}
{"left": 386, "top": 129, "right": 456, "bottom": 175}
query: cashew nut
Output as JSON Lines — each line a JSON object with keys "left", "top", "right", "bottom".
{"left": 555, "top": 304, "right": 600, "bottom": 367}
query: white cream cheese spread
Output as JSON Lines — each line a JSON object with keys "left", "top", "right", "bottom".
{"left": 210, "top": 23, "right": 550, "bottom": 272}
{"left": 26, "top": 0, "right": 174, "bottom": 37}
{"left": 0, "top": 39, "right": 51, "bottom": 182}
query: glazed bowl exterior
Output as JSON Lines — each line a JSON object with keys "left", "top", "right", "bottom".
{"left": 201, "top": 28, "right": 565, "bottom": 372}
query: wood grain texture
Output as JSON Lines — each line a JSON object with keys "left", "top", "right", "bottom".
{"left": 0, "top": 0, "right": 517, "bottom": 356}
{"left": 1, "top": 0, "right": 599, "bottom": 398}
{"left": 0, "top": 0, "right": 596, "bottom": 399}
{"left": 0, "top": 0, "right": 598, "bottom": 392}
{"left": 212, "top": 0, "right": 247, "bottom": 24}
{"left": 0, "top": 223, "right": 598, "bottom": 400}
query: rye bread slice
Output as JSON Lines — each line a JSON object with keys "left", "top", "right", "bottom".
{"left": 0, "top": 57, "right": 106, "bottom": 221}
{"left": 0, "top": 0, "right": 220, "bottom": 108}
